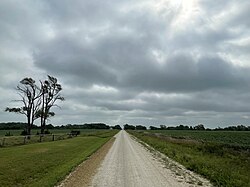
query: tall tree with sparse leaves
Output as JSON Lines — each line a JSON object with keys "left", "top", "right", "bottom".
{"left": 5, "top": 78, "right": 41, "bottom": 135}
{"left": 38, "top": 75, "right": 64, "bottom": 134}
{"left": 6, "top": 75, "right": 64, "bottom": 135}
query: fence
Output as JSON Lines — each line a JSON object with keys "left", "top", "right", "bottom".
{"left": 0, "top": 133, "right": 73, "bottom": 147}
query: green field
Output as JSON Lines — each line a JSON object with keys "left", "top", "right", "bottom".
{"left": 0, "top": 130, "right": 118, "bottom": 187}
{"left": 150, "top": 130, "right": 250, "bottom": 147}
{"left": 0, "top": 129, "right": 111, "bottom": 137}
{"left": 129, "top": 130, "right": 250, "bottom": 187}
{"left": 0, "top": 129, "right": 23, "bottom": 137}
{"left": 0, "top": 129, "right": 115, "bottom": 147}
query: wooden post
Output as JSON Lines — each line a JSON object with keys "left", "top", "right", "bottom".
{"left": 40, "top": 135, "right": 42, "bottom": 142}
{"left": 52, "top": 134, "right": 55, "bottom": 141}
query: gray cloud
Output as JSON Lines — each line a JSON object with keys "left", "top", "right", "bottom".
{"left": 1, "top": 0, "right": 250, "bottom": 128}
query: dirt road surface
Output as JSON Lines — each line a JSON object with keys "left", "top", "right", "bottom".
{"left": 58, "top": 138, "right": 115, "bottom": 187}
{"left": 91, "top": 130, "right": 212, "bottom": 187}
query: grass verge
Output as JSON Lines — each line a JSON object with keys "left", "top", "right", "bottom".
{"left": 0, "top": 130, "right": 118, "bottom": 187}
{"left": 128, "top": 131, "right": 250, "bottom": 187}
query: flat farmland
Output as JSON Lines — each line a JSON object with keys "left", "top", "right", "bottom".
{"left": 0, "top": 129, "right": 111, "bottom": 137}
{"left": 0, "top": 129, "right": 23, "bottom": 137}
{"left": 149, "top": 130, "right": 250, "bottom": 147}
{"left": 129, "top": 130, "right": 250, "bottom": 187}
{"left": 0, "top": 129, "right": 115, "bottom": 147}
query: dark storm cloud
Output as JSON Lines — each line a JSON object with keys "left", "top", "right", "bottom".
{"left": 1, "top": 0, "right": 250, "bottom": 127}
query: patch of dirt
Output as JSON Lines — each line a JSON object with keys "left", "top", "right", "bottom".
{"left": 56, "top": 138, "right": 115, "bottom": 187}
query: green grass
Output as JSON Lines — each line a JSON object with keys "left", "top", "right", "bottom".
{"left": 0, "top": 129, "right": 111, "bottom": 137}
{"left": 0, "top": 129, "right": 23, "bottom": 137}
{"left": 0, "top": 129, "right": 116, "bottom": 147}
{"left": 129, "top": 130, "right": 250, "bottom": 187}
{"left": 149, "top": 130, "right": 250, "bottom": 147}
{"left": 0, "top": 130, "right": 118, "bottom": 187}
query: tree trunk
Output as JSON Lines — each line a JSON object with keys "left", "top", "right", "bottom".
{"left": 41, "top": 112, "right": 47, "bottom": 134}
{"left": 40, "top": 94, "right": 45, "bottom": 134}
{"left": 26, "top": 115, "right": 32, "bottom": 139}
{"left": 27, "top": 114, "right": 31, "bottom": 135}
{"left": 41, "top": 123, "right": 45, "bottom": 134}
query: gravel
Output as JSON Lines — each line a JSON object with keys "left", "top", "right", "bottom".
{"left": 57, "top": 138, "right": 115, "bottom": 187}
{"left": 91, "top": 130, "right": 212, "bottom": 187}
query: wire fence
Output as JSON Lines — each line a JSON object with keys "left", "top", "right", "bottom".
{"left": 0, "top": 133, "right": 75, "bottom": 147}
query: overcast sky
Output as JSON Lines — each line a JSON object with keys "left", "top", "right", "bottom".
{"left": 0, "top": 0, "right": 250, "bottom": 128}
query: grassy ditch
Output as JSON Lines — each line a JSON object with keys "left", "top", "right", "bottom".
{"left": 128, "top": 131, "right": 250, "bottom": 187}
{"left": 0, "top": 130, "right": 118, "bottom": 187}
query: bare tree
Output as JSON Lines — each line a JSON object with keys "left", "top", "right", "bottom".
{"left": 5, "top": 76, "right": 64, "bottom": 135}
{"left": 39, "top": 75, "right": 64, "bottom": 134}
{"left": 5, "top": 78, "right": 41, "bottom": 135}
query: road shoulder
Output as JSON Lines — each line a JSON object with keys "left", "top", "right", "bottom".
{"left": 57, "top": 137, "right": 115, "bottom": 187}
{"left": 130, "top": 133, "right": 213, "bottom": 187}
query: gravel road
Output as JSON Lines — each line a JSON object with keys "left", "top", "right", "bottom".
{"left": 91, "top": 130, "right": 212, "bottom": 187}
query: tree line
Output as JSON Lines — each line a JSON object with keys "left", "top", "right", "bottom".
{"left": 5, "top": 75, "right": 64, "bottom": 135}
{"left": 1, "top": 122, "right": 249, "bottom": 131}
{"left": 124, "top": 124, "right": 147, "bottom": 130}
{"left": 123, "top": 124, "right": 250, "bottom": 131}
{"left": 60, "top": 123, "right": 121, "bottom": 130}
{"left": 0, "top": 122, "right": 122, "bottom": 131}
{"left": 149, "top": 124, "right": 250, "bottom": 131}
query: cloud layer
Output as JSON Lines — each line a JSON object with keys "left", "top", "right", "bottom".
{"left": 1, "top": 0, "right": 250, "bottom": 127}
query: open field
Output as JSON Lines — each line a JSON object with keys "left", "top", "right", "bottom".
{"left": 0, "top": 130, "right": 118, "bottom": 187}
{"left": 0, "top": 129, "right": 111, "bottom": 137}
{"left": 0, "top": 129, "right": 23, "bottom": 137}
{"left": 0, "top": 129, "right": 115, "bottom": 147}
{"left": 149, "top": 130, "right": 250, "bottom": 147}
{"left": 129, "top": 130, "right": 250, "bottom": 187}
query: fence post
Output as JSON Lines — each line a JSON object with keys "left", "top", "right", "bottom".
{"left": 40, "top": 135, "right": 42, "bottom": 142}
{"left": 52, "top": 134, "right": 55, "bottom": 141}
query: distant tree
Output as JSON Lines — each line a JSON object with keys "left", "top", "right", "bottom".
{"left": 174, "top": 125, "right": 190, "bottom": 130}
{"left": 135, "top": 125, "right": 147, "bottom": 130}
{"left": 5, "top": 78, "right": 41, "bottom": 135}
{"left": 216, "top": 125, "right": 250, "bottom": 131}
{"left": 236, "top": 125, "right": 247, "bottom": 131}
{"left": 124, "top": 124, "right": 135, "bottom": 130}
{"left": 46, "top": 124, "right": 54, "bottom": 129}
{"left": 149, "top": 126, "right": 160, "bottom": 130}
{"left": 38, "top": 75, "right": 64, "bottom": 134}
{"left": 194, "top": 124, "right": 205, "bottom": 130}
{"left": 0, "top": 122, "right": 27, "bottom": 130}
{"left": 160, "top": 125, "right": 167, "bottom": 130}
{"left": 83, "top": 123, "right": 110, "bottom": 129}
{"left": 58, "top": 123, "right": 110, "bottom": 129}
{"left": 112, "top": 125, "right": 122, "bottom": 130}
